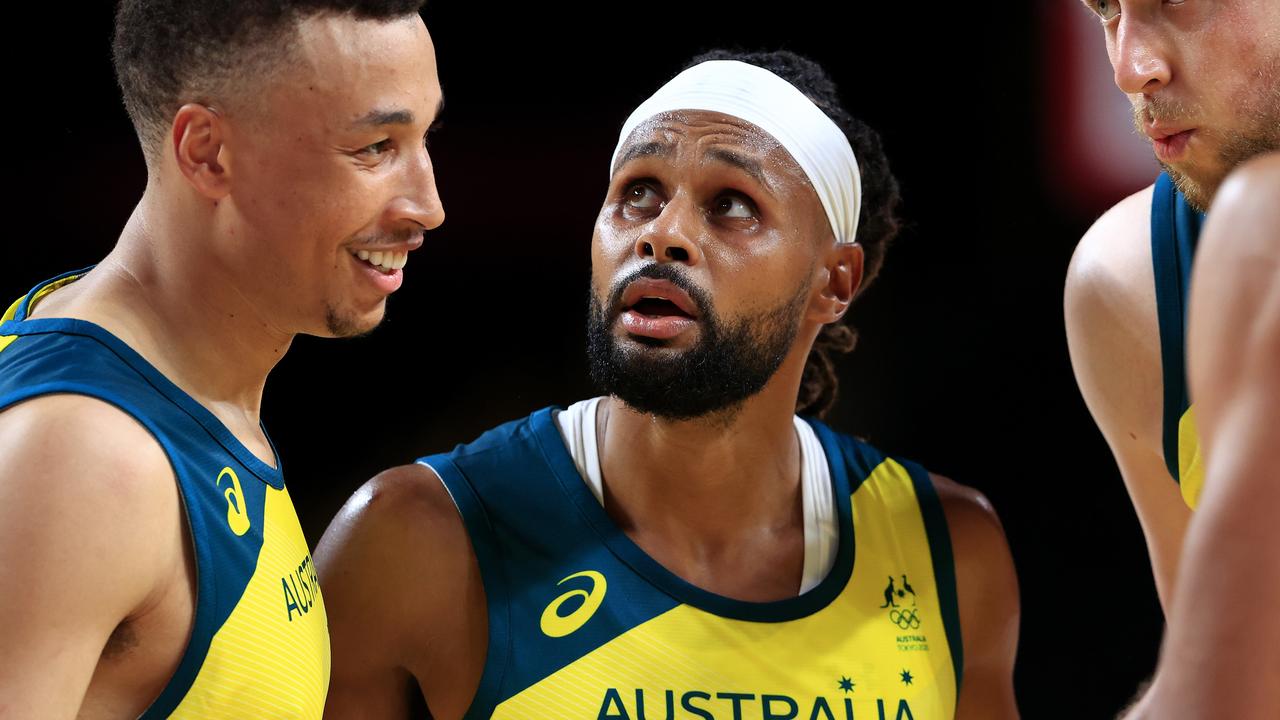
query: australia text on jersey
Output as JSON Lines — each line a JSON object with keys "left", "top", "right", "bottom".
{"left": 598, "top": 688, "right": 919, "bottom": 720}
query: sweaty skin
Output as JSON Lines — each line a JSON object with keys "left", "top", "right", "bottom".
{"left": 1132, "top": 155, "right": 1280, "bottom": 719}
{"left": 0, "top": 14, "right": 443, "bottom": 719}
{"left": 317, "top": 111, "right": 1020, "bottom": 719}
{"left": 1067, "top": 0, "right": 1280, "bottom": 614}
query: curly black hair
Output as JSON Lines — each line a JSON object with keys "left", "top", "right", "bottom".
{"left": 682, "top": 49, "right": 904, "bottom": 419}
{"left": 113, "top": 0, "right": 427, "bottom": 164}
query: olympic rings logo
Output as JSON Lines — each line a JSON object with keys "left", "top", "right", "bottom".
{"left": 889, "top": 608, "right": 921, "bottom": 629}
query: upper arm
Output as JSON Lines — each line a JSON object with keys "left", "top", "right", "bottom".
{"left": 315, "top": 463, "right": 487, "bottom": 720}
{"left": 1145, "top": 153, "right": 1280, "bottom": 720}
{"left": 932, "top": 475, "right": 1020, "bottom": 720}
{"left": 0, "top": 394, "right": 176, "bottom": 719}
{"left": 1187, "top": 154, "right": 1280, "bottom": 440}
{"left": 1063, "top": 185, "right": 1192, "bottom": 609}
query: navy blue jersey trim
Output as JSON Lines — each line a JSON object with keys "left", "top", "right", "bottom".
{"left": 1150, "top": 173, "right": 1202, "bottom": 482}
{"left": 419, "top": 455, "right": 512, "bottom": 720}
{"left": 530, "top": 406, "right": 857, "bottom": 623}
{"left": 906, "top": 463, "right": 964, "bottom": 691}
{"left": 0, "top": 382, "right": 223, "bottom": 720}
{"left": 0, "top": 314, "right": 284, "bottom": 489}
{"left": 9, "top": 266, "right": 93, "bottom": 322}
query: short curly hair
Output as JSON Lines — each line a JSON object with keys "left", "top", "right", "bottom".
{"left": 112, "top": 0, "right": 427, "bottom": 164}
{"left": 681, "top": 49, "right": 904, "bottom": 419}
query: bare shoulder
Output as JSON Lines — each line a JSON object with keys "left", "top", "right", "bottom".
{"left": 929, "top": 473, "right": 1017, "bottom": 619}
{"left": 1067, "top": 183, "right": 1157, "bottom": 297}
{"left": 316, "top": 461, "right": 480, "bottom": 639}
{"left": 929, "top": 474, "right": 1011, "bottom": 567}
{"left": 1064, "top": 184, "right": 1165, "bottom": 446}
{"left": 1198, "top": 151, "right": 1280, "bottom": 267}
{"left": 0, "top": 393, "right": 178, "bottom": 553}
{"left": 316, "top": 462, "right": 487, "bottom": 719}
{"left": 1065, "top": 184, "right": 1158, "bottom": 343}
{"left": 0, "top": 394, "right": 181, "bottom": 714}
{"left": 320, "top": 462, "right": 470, "bottom": 557}
{"left": 929, "top": 474, "right": 1019, "bottom": 689}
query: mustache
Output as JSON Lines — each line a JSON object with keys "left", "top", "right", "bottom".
{"left": 604, "top": 263, "right": 711, "bottom": 320}
{"left": 1132, "top": 94, "right": 1198, "bottom": 133}
{"left": 349, "top": 226, "right": 423, "bottom": 247}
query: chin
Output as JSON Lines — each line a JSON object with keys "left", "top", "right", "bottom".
{"left": 322, "top": 303, "right": 385, "bottom": 339}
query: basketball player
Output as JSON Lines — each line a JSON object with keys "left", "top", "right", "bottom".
{"left": 1064, "top": 0, "right": 1280, "bottom": 614}
{"left": 317, "top": 51, "right": 1019, "bottom": 719}
{"left": 0, "top": 2, "right": 441, "bottom": 717}
{"left": 1126, "top": 153, "right": 1280, "bottom": 718}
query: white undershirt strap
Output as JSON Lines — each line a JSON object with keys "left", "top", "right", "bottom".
{"left": 553, "top": 398, "right": 837, "bottom": 594}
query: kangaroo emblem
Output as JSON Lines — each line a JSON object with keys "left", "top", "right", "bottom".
{"left": 879, "top": 576, "right": 899, "bottom": 608}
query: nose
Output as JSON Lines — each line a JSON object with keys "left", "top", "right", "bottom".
{"left": 1111, "top": 14, "right": 1172, "bottom": 96}
{"left": 392, "top": 144, "right": 445, "bottom": 232}
{"left": 634, "top": 194, "right": 702, "bottom": 265}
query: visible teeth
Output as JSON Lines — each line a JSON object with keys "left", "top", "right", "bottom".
{"left": 351, "top": 248, "right": 408, "bottom": 273}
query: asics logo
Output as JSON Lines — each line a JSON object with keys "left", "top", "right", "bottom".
{"left": 216, "top": 467, "right": 250, "bottom": 536}
{"left": 540, "top": 570, "right": 607, "bottom": 638}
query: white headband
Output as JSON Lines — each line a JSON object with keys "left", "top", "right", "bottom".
{"left": 610, "top": 60, "right": 863, "bottom": 245}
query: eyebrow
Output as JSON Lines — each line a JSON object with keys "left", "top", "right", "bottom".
{"left": 615, "top": 140, "right": 774, "bottom": 192}
{"left": 704, "top": 147, "right": 773, "bottom": 192}
{"left": 350, "top": 95, "right": 446, "bottom": 129}
{"left": 614, "top": 140, "right": 672, "bottom": 170}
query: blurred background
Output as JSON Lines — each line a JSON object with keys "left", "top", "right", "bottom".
{"left": 6, "top": 2, "right": 1171, "bottom": 716}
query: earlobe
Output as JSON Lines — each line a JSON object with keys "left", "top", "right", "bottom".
{"left": 171, "top": 103, "right": 231, "bottom": 200}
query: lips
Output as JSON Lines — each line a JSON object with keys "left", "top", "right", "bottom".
{"left": 619, "top": 278, "right": 699, "bottom": 319}
{"left": 616, "top": 277, "right": 700, "bottom": 341}
{"left": 1144, "top": 122, "right": 1196, "bottom": 163}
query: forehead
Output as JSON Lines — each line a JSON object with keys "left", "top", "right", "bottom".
{"left": 266, "top": 14, "right": 440, "bottom": 128}
{"left": 615, "top": 110, "right": 807, "bottom": 183}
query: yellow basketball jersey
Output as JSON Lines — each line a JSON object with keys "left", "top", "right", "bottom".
{"left": 421, "top": 407, "right": 964, "bottom": 719}
{"left": 1, "top": 269, "right": 330, "bottom": 717}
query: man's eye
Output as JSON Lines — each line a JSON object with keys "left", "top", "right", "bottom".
{"left": 624, "top": 183, "right": 662, "bottom": 209}
{"left": 359, "top": 139, "right": 393, "bottom": 156}
{"left": 712, "top": 193, "right": 756, "bottom": 219}
{"left": 1093, "top": 0, "right": 1120, "bottom": 21}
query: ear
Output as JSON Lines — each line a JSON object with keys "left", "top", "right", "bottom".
{"left": 808, "top": 242, "right": 864, "bottom": 324}
{"left": 170, "top": 103, "right": 231, "bottom": 200}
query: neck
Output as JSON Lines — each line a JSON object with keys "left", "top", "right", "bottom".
{"left": 45, "top": 186, "right": 292, "bottom": 420}
{"left": 597, "top": 349, "right": 811, "bottom": 553}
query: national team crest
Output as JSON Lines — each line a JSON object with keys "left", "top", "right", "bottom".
{"left": 879, "top": 574, "right": 922, "bottom": 630}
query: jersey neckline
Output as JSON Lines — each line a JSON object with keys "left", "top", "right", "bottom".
{"left": 529, "top": 404, "right": 856, "bottom": 623}
{"left": 0, "top": 266, "right": 286, "bottom": 489}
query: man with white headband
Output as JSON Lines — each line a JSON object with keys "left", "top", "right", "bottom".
{"left": 317, "top": 50, "right": 1020, "bottom": 719}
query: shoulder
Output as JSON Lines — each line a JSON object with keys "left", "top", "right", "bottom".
{"left": 1198, "top": 152, "right": 1280, "bottom": 266}
{"left": 929, "top": 474, "right": 1020, "bottom": 673}
{"left": 1065, "top": 183, "right": 1157, "bottom": 331}
{"left": 929, "top": 474, "right": 1013, "bottom": 580}
{"left": 0, "top": 393, "right": 178, "bottom": 534}
{"left": 315, "top": 463, "right": 487, "bottom": 713}
{"left": 0, "top": 394, "right": 181, "bottom": 644}
{"left": 316, "top": 462, "right": 477, "bottom": 606}
{"left": 1064, "top": 184, "right": 1166, "bottom": 446}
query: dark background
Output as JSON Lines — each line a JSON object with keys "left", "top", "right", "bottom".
{"left": 8, "top": 2, "right": 1164, "bottom": 716}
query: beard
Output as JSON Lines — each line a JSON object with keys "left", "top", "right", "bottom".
{"left": 323, "top": 302, "right": 382, "bottom": 338}
{"left": 586, "top": 263, "right": 808, "bottom": 422}
{"left": 1134, "top": 57, "right": 1280, "bottom": 211}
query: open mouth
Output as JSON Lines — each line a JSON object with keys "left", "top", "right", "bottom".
{"left": 350, "top": 249, "right": 408, "bottom": 275}
{"left": 627, "top": 296, "right": 694, "bottom": 320}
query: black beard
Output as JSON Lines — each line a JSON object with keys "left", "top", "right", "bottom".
{"left": 586, "top": 263, "right": 807, "bottom": 422}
